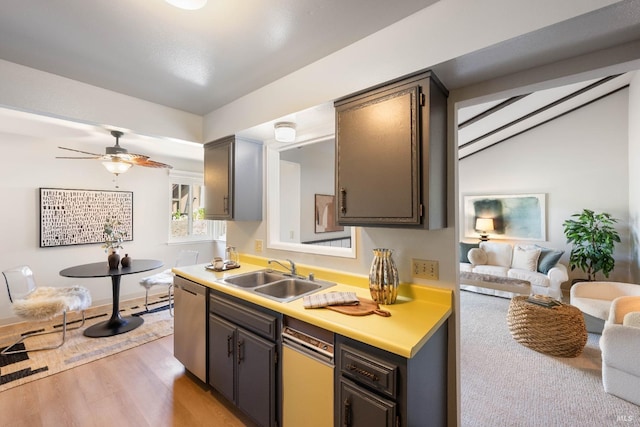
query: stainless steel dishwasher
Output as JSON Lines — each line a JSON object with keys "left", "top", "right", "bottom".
{"left": 174, "top": 276, "right": 207, "bottom": 382}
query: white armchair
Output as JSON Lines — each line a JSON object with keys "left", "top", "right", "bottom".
{"left": 570, "top": 281, "right": 640, "bottom": 333}
{"left": 600, "top": 295, "right": 640, "bottom": 405}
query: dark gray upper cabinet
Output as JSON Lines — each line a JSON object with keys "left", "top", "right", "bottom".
{"left": 334, "top": 70, "right": 448, "bottom": 229}
{"left": 204, "top": 135, "right": 262, "bottom": 221}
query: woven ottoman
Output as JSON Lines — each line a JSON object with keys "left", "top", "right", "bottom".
{"left": 507, "top": 296, "right": 587, "bottom": 357}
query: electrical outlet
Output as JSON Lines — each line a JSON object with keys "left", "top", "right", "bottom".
{"left": 411, "top": 258, "right": 439, "bottom": 280}
{"left": 255, "top": 239, "right": 263, "bottom": 253}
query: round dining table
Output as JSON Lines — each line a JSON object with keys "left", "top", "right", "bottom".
{"left": 60, "top": 259, "right": 163, "bottom": 337}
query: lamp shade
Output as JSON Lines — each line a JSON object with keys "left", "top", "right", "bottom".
{"left": 274, "top": 122, "right": 296, "bottom": 143}
{"left": 475, "top": 218, "right": 494, "bottom": 232}
{"left": 103, "top": 160, "right": 132, "bottom": 175}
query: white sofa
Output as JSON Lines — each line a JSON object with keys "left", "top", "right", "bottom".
{"left": 460, "top": 241, "right": 568, "bottom": 300}
{"left": 601, "top": 295, "right": 640, "bottom": 405}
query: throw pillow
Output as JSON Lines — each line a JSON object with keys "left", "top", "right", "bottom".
{"left": 467, "top": 248, "right": 488, "bottom": 266}
{"left": 536, "top": 246, "right": 564, "bottom": 274}
{"left": 460, "top": 242, "right": 480, "bottom": 263}
{"left": 623, "top": 312, "right": 640, "bottom": 329}
{"left": 511, "top": 245, "right": 541, "bottom": 271}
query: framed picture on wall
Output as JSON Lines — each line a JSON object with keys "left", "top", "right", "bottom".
{"left": 314, "top": 194, "right": 344, "bottom": 233}
{"left": 40, "top": 188, "right": 133, "bottom": 247}
{"left": 463, "top": 193, "right": 546, "bottom": 241}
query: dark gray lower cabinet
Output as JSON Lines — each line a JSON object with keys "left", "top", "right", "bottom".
{"left": 339, "top": 377, "right": 397, "bottom": 427}
{"left": 336, "top": 321, "right": 448, "bottom": 427}
{"left": 208, "top": 291, "right": 279, "bottom": 427}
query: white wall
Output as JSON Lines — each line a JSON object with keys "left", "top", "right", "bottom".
{"left": 0, "top": 132, "right": 219, "bottom": 324}
{"left": 629, "top": 73, "right": 640, "bottom": 283}
{"left": 459, "top": 89, "right": 630, "bottom": 284}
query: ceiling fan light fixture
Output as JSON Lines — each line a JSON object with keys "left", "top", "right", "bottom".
{"left": 165, "top": 0, "right": 207, "bottom": 10}
{"left": 102, "top": 159, "right": 132, "bottom": 175}
{"left": 274, "top": 122, "right": 296, "bottom": 143}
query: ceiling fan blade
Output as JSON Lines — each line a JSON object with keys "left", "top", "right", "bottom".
{"left": 132, "top": 158, "right": 173, "bottom": 169}
{"left": 56, "top": 156, "right": 102, "bottom": 159}
{"left": 58, "top": 146, "right": 102, "bottom": 156}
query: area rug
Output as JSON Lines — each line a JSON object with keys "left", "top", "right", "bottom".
{"left": 460, "top": 290, "right": 640, "bottom": 426}
{"left": 0, "top": 294, "right": 174, "bottom": 393}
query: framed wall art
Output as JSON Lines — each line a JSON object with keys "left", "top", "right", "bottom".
{"left": 40, "top": 188, "right": 133, "bottom": 247}
{"left": 314, "top": 194, "right": 344, "bottom": 233}
{"left": 463, "top": 193, "right": 546, "bottom": 241}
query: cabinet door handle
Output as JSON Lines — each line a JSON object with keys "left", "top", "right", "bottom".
{"left": 340, "top": 187, "right": 347, "bottom": 214}
{"left": 237, "top": 339, "right": 244, "bottom": 364}
{"left": 223, "top": 196, "right": 229, "bottom": 213}
{"left": 347, "top": 363, "right": 379, "bottom": 382}
{"left": 226, "top": 334, "right": 233, "bottom": 358}
{"left": 343, "top": 398, "right": 351, "bottom": 427}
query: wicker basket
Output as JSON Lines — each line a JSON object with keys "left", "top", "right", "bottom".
{"left": 507, "top": 296, "right": 587, "bottom": 357}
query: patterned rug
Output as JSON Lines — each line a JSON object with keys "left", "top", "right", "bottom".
{"left": 0, "top": 294, "right": 174, "bottom": 393}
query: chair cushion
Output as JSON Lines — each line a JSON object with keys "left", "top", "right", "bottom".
{"left": 140, "top": 269, "right": 174, "bottom": 289}
{"left": 473, "top": 265, "right": 509, "bottom": 277}
{"left": 571, "top": 296, "right": 612, "bottom": 320}
{"left": 13, "top": 286, "right": 91, "bottom": 320}
{"left": 508, "top": 269, "right": 549, "bottom": 288}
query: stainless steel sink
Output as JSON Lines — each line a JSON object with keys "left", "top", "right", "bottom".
{"left": 254, "top": 278, "right": 335, "bottom": 303}
{"left": 217, "top": 269, "right": 336, "bottom": 302}
{"left": 219, "top": 269, "right": 287, "bottom": 288}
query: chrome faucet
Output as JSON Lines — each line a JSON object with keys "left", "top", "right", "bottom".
{"left": 268, "top": 258, "right": 298, "bottom": 276}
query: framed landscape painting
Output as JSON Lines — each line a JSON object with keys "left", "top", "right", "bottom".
{"left": 463, "top": 193, "right": 546, "bottom": 241}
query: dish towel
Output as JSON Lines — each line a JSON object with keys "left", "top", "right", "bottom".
{"left": 303, "top": 291, "right": 359, "bottom": 309}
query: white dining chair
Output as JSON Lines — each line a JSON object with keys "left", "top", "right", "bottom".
{"left": 1, "top": 265, "right": 91, "bottom": 355}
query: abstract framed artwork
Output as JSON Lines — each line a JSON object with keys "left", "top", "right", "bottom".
{"left": 463, "top": 193, "right": 546, "bottom": 241}
{"left": 314, "top": 194, "right": 344, "bottom": 233}
{"left": 40, "top": 188, "right": 133, "bottom": 247}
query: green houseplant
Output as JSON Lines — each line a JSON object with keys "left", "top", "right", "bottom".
{"left": 562, "top": 209, "right": 621, "bottom": 281}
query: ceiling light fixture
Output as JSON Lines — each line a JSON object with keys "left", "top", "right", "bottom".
{"left": 165, "top": 0, "right": 207, "bottom": 10}
{"left": 102, "top": 159, "right": 132, "bottom": 175}
{"left": 274, "top": 122, "right": 296, "bottom": 143}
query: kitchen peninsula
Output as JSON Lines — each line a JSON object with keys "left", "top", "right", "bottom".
{"left": 173, "top": 254, "right": 452, "bottom": 427}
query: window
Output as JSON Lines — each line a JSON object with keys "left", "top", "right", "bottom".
{"left": 169, "top": 171, "right": 226, "bottom": 242}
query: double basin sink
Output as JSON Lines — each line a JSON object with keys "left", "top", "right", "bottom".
{"left": 216, "top": 269, "right": 336, "bottom": 303}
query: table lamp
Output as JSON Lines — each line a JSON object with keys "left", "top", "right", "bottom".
{"left": 475, "top": 218, "right": 494, "bottom": 241}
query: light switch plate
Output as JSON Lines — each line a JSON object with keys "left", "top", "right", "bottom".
{"left": 412, "top": 258, "right": 439, "bottom": 280}
{"left": 255, "top": 239, "right": 263, "bottom": 253}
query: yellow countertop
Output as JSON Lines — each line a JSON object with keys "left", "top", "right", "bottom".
{"left": 173, "top": 255, "right": 452, "bottom": 358}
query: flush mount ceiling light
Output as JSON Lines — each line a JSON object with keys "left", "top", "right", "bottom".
{"left": 165, "top": 0, "right": 207, "bottom": 10}
{"left": 274, "top": 122, "right": 296, "bottom": 143}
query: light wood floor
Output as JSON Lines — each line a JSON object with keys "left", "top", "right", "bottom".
{"left": 0, "top": 335, "right": 257, "bottom": 427}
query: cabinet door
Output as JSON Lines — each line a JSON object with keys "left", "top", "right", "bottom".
{"left": 339, "top": 378, "right": 396, "bottom": 427}
{"left": 336, "top": 85, "right": 420, "bottom": 225}
{"left": 237, "top": 329, "right": 277, "bottom": 427}
{"left": 209, "top": 314, "right": 236, "bottom": 403}
{"left": 204, "top": 137, "right": 233, "bottom": 220}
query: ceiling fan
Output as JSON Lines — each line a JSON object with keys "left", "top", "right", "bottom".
{"left": 57, "top": 130, "right": 173, "bottom": 175}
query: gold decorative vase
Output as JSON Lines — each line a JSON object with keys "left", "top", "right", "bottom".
{"left": 368, "top": 248, "right": 399, "bottom": 304}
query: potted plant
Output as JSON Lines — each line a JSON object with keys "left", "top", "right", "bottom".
{"left": 562, "top": 209, "right": 621, "bottom": 281}
{"left": 102, "top": 217, "right": 127, "bottom": 268}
